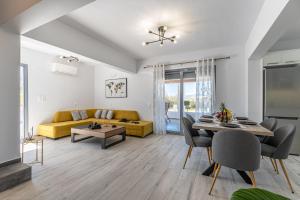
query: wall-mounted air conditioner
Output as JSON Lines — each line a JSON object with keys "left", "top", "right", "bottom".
{"left": 51, "top": 63, "right": 78, "bottom": 76}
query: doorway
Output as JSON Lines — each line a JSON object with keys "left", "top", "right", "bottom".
{"left": 165, "top": 68, "right": 196, "bottom": 134}
{"left": 20, "top": 64, "right": 28, "bottom": 139}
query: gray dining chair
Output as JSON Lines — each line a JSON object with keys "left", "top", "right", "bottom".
{"left": 185, "top": 113, "right": 214, "bottom": 138}
{"left": 209, "top": 130, "right": 261, "bottom": 195}
{"left": 259, "top": 118, "right": 278, "bottom": 171}
{"left": 260, "top": 118, "right": 277, "bottom": 132}
{"left": 182, "top": 117, "right": 212, "bottom": 169}
{"left": 261, "top": 124, "right": 296, "bottom": 193}
{"left": 185, "top": 113, "right": 205, "bottom": 137}
{"left": 185, "top": 113, "right": 200, "bottom": 136}
{"left": 185, "top": 113, "right": 196, "bottom": 123}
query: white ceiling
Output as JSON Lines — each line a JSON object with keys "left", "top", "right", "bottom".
{"left": 269, "top": 6, "right": 300, "bottom": 52}
{"left": 60, "top": 0, "right": 265, "bottom": 60}
{"left": 279, "top": 19, "right": 300, "bottom": 42}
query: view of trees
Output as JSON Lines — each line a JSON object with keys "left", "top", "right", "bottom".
{"left": 165, "top": 96, "right": 196, "bottom": 112}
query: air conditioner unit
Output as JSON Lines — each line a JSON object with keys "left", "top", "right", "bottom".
{"left": 51, "top": 63, "right": 78, "bottom": 76}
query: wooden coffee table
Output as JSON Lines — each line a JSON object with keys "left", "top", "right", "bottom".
{"left": 71, "top": 124, "right": 126, "bottom": 149}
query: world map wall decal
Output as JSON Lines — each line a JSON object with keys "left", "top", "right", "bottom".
{"left": 105, "top": 78, "right": 127, "bottom": 98}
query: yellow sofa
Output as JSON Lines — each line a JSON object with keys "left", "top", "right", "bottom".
{"left": 37, "top": 109, "right": 153, "bottom": 139}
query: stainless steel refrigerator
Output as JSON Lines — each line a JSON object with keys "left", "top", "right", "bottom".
{"left": 264, "top": 64, "right": 300, "bottom": 155}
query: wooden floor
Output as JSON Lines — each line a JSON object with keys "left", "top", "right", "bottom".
{"left": 0, "top": 134, "right": 299, "bottom": 200}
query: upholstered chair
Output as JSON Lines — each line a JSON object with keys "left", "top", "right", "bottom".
{"left": 182, "top": 117, "right": 212, "bottom": 169}
{"left": 261, "top": 124, "right": 296, "bottom": 193}
{"left": 185, "top": 113, "right": 214, "bottom": 137}
{"left": 209, "top": 130, "right": 261, "bottom": 195}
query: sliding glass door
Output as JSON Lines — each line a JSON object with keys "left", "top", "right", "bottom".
{"left": 165, "top": 78, "right": 180, "bottom": 133}
{"left": 165, "top": 68, "right": 196, "bottom": 134}
{"left": 20, "top": 64, "right": 28, "bottom": 139}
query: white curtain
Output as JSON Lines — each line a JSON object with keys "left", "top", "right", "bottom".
{"left": 195, "top": 58, "right": 215, "bottom": 119}
{"left": 153, "top": 64, "right": 166, "bottom": 134}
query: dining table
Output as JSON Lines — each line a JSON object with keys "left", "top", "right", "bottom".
{"left": 192, "top": 119, "right": 273, "bottom": 185}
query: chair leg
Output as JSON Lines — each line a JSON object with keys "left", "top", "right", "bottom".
{"left": 188, "top": 146, "right": 193, "bottom": 158}
{"left": 270, "top": 158, "right": 278, "bottom": 173}
{"left": 209, "top": 164, "right": 221, "bottom": 195}
{"left": 212, "top": 163, "right": 217, "bottom": 177}
{"left": 278, "top": 159, "right": 294, "bottom": 193}
{"left": 248, "top": 171, "right": 256, "bottom": 187}
{"left": 206, "top": 147, "right": 212, "bottom": 165}
{"left": 183, "top": 146, "right": 192, "bottom": 169}
{"left": 209, "top": 147, "right": 213, "bottom": 162}
{"left": 274, "top": 159, "right": 279, "bottom": 174}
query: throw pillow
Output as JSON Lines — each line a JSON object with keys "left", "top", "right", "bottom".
{"left": 95, "top": 110, "right": 102, "bottom": 119}
{"left": 106, "top": 110, "right": 114, "bottom": 119}
{"left": 79, "top": 110, "right": 88, "bottom": 120}
{"left": 101, "top": 110, "right": 108, "bottom": 119}
{"left": 71, "top": 111, "right": 81, "bottom": 121}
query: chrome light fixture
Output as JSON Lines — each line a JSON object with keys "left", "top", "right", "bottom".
{"left": 142, "top": 26, "right": 179, "bottom": 47}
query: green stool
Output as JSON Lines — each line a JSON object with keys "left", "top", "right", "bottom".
{"left": 231, "top": 188, "right": 290, "bottom": 200}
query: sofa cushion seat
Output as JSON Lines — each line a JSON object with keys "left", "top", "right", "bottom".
{"left": 92, "top": 118, "right": 153, "bottom": 137}
{"left": 109, "top": 121, "right": 153, "bottom": 137}
{"left": 38, "top": 119, "right": 93, "bottom": 139}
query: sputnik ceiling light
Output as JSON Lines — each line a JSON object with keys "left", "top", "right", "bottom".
{"left": 142, "top": 26, "right": 179, "bottom": 47}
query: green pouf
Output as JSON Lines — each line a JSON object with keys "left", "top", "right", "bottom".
{"left": 231, "top": 188, "right": 290, "bottom": 200}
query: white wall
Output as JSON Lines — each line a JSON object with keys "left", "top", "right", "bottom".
{"left": 3, "top": 0, "right": 95, "bottom": 34}
{"left": 248, "top": 59, "right": 263, "bottom": 122}
{"left": 0, "top": 28, "right": 20, "bottom": 163}
{"left": 24, "top": 20, "right": 137, "bottom": 73}
{"left": 21, "top": 48, "right": 95, "bottom": 132}
{"left": 139, "top": 45, "right": 247, "bottom": 116}
{"left": 245, "top": 0, "right": 290, "bottom": 59}
{"left": 94, "top": 63, "right": 153, "bottom": 120}
{"left": 245, "top": 0, "right": 300, "bottom": 121}
{"left": 94, "top": 45, "right": 247, "bottom": 121}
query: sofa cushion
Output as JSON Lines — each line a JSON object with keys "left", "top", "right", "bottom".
{"left": 79, "top": 110, "right": 88, "bottom": 120}
{"left": 52, "top": 111, "right": 73, "bottom": 123}
{"left": 38, "top": 119, "right": 92, "bottom": 139}
{"left": 71, "top": 111, "right": 81, "bottom": 121}
{"left": 101, "top": 110, "right": 108, "bottom": 119}
{"left": 106, "top": 110, "right": 114, "bottom": 119}
{"left": 86, "top": 109, "right": 97, "bottom": 118}
{"left": 114, "top": 110, "right": 140, "bottom": 121}
{"left": 95, "top": 110, "right": 102, "bottom": 119}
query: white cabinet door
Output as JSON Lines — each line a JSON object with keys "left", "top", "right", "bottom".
{"left": 263, "top": 49, "right": 300, "bottom": 66}
{"left": 281, "top": 49, "right": 300, "bottom": 64}
{"left": 263, "top": 51, "right": 282, "bottom": 66}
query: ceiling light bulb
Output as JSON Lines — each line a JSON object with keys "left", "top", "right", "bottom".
{"left": 142, "top": 42, "right": 146, "bottom": 46}
{"left": 160, "top": 43, "right": 163, "bottom": 47}
{"left": 163, "top": 26, "right": 168, "bottom": 31}
{"left": 176, "top": 34, "right": 180, "bottom": 39}
{"left": 173, "top": 40, "right": 177, "bottom": 44}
